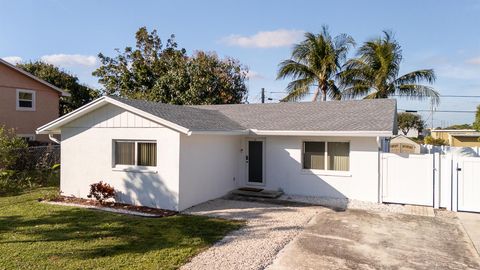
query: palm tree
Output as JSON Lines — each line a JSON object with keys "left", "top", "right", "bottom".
{"left": 340, "top": 31, "right": 439, "bottom": 104}
{"left": 277, "top": 26, "right": 355, "bottom": 101}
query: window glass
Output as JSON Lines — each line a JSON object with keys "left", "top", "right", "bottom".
{"left": 19, "top": 92, "right": 33, "bottom": 100}
{"left": 328, "top": 142, "right": 350, "bottom": 171}
{"left": 18, "top": 91, "right": 34, "bottom": 108}
{"left": 115, "top": 142, "right": 135, "bottom": 165}
{"left": 303, "top": 142, "right": 325, "bottom": 170}
{"left": 137, "top": 142, "right": 157, "bottom": 166}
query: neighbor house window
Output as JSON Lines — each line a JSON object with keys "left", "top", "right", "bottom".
{"left": 303, "top": 141, "right": 350, "bottom": 171}
{"left": 114, "top": 141, "right": 157, "bottom": 167}
{"left": 16, "top": 89, "right": 36, "bottom": 111}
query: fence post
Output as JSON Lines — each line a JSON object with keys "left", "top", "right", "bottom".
{"left": 451, "top": 156, "right": 459, "bottom": 212}
{"left": 433, "top": 153, "right": 440, "bottom": 209}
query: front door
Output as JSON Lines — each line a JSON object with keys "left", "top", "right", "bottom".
{"left": 247, "top": 140, "right": 264, "bottom": 185}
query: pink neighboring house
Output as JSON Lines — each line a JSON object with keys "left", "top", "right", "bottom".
{"left": 0, "top": 59, "right": 69, "bottom": 142}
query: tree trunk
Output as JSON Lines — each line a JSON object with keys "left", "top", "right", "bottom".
{"left": 312, "top": 88, "right": 320, "bottom": 101}
{"left": 321, "top": 84, "right": 327, "bottom": 101}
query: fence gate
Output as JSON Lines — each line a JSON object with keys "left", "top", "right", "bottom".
{"left": 381, "top": 153, "right": 434, "bottom": 206}
{"left": 457, "top": 157, "right": 480, "bottom": 212}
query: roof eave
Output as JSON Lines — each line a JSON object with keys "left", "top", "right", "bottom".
{"left": 36, "top": 96, "right": 191, "bottom": 135}
{"left": 187, "top": 130, "right": 249, "bottom": 136}
{"left": 249, "top": 129, "right": 393, "bottom": 137}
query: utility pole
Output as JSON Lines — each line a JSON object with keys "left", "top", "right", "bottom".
{"left": 261, "top": 88, "right": 265, "bottom": 103}
{"left": 430, "top": 98, "right": 438, "bottom": 129}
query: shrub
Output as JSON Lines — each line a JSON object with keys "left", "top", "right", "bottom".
{"left": 0, "top": 127, "right": 61, "bottom": 194}
{"left": 0, "top": 126, "right": 28, "bottom": 170}
{"left": 424, "top": 136, "right": 447, "bottom": 146}
{"left": 87, "top": 181, "right": 116, "bottom": 203}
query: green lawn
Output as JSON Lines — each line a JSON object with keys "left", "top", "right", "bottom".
{"left": 0, "top": 188, "right": 243, "bottom": 269}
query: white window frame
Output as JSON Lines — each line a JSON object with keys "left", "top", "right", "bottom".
{"left": 301, "top": 140, "right": 351, "bottom": 176}
{"left": 16, "top": 89, "right": 36, "bottom": 111}
{"left": 112, "top": 140, "right": 158, "bottom": 173}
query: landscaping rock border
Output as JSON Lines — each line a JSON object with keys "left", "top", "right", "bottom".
{"left": 41, "top": 196, "right": 177, "bottom": 217}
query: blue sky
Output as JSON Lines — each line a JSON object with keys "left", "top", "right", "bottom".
{"left": 1, "top": 0, "right": 480, "bottom": 127}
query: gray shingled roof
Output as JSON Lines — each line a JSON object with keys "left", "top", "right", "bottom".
{"left": 110, "top": 96, "right": 397, "bottom": 133}
{"left": 109, "top": 97, "right": 244, "bottom": 131}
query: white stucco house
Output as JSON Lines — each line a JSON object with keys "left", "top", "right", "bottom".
{"left": 37, "top": 96, "right": 397, "bottom": 211}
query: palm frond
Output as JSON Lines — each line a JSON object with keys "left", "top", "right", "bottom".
{"left": 281, "top": 77, "right": 314, "bottom": 102}
{"left": 396, "top": 84, "right": 440, "bottom": 105}
{"left": 276, "top": 60, "right": 315, "bottom": 80}
{"left": 341, "top": 84, "right": 372, "bottom": 99}
{"left": 327, "top": 80, "right": 342, "bottom": 100}
{"left": 393, "top": 69, "right": 436, "bottom": 85}
{"left": 277, "top": 25, "right": 354, "bottom": 101}
{"left": 339, "top": 30, "right": 439, "bottom": 103}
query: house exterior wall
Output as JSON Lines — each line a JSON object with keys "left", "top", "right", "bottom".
{"left": 431, "top": 131, "right": 450, "bottom": 141}
{"left": 239, "top": 136, "right": 381, "bottom": 202}
{"left": 451, "top": 136, "right": 480, "bottom": 147}
{"left": 0, "top": 63, "right": 60, "bottom": 141}
{"left": 178, "top": 134, "right": 242, "bottom": 210}
{"left": 60, "top": 104, "right": 181, "bottom": 210}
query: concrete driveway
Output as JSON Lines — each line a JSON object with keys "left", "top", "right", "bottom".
{"left": 267, "top": 208, "right": 480, "bottom": 269}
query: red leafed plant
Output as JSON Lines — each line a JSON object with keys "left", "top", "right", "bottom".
{"left": 87, "top": 181, "right": 116, "bottom": 203}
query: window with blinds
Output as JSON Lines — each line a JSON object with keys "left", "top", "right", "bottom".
{"left": 303, "top": 142, "right": 325, "bottom": 170}
{"left": 303, "top": 141, "right": 350, "bottom": 171}
{"left": 327, "top": 142, "right": 350, "bottom": 171}
{"left": 115, "top": 142, "right": 135, "bottom": 165}
{"left": 137, "top": 142, "right": 157, "bottom": 166}
{"left": 114, "top": 141, "right": 157, "bottom": 167}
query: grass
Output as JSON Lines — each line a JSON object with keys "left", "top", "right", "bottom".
{"left": 0, "top": 188, "right": 243, "bottom": 269}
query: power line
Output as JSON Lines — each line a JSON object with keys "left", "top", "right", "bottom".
{"left": 398, "top": 109, "right": 476, "bottom": 113}
{"left": 270, "top": 91, "right": 480, "bottom": 98}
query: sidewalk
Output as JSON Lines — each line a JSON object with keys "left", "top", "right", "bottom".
{"left": 457, "top": 212, "right": 480, "bottom": 256}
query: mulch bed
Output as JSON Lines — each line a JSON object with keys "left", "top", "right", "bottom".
{"left": 45, "top": 196, "right": 177, "bottom": 217}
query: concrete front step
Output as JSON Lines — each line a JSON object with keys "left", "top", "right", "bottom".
{"left": 230, "top": 188, "right": 284, "bottom": 199}
{"left": 404, "top": 205, "right": 435, "bottom": 217}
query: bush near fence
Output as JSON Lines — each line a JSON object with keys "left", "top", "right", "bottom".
{"left": 0, "top": 145, "right": 60, "bottom": 195}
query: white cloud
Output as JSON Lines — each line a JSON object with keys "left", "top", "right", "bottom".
{"left": 434, "top": 61, "right": 480, "bottom": 80}
{"left": 415, "top": 54, "right": 480, "bottom": 80}
{"left": 466, "top": 57, "right": 480, "bottom": 65}
{"left": 221, "top": 29, "right": 304, "bottom": 48}
{"left": 246, "top": 70, "right": 265, "bottom": 80}
{"left": 435, "top": 63, "right": 480, "bottom": 80}
{"left": 2, "top": 56, "right": 23, "bottom": 64}
{"left": 40, "top": 54, "right": 98, "bottom": 67}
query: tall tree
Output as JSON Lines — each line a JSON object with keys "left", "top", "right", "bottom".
{"left": 277, "top": 26, "right": 355, "bottom": 101}
{"left": 340, "top": 31, "right": 439, "bottom": 104}
{"left": 473, "top": 105, "right": 480, "bottom": 131}
{"left": 93, "top": 27, "right": 248, "bottom": 104}
{"left": 397, "top": 112, "right": 425, "bottom": 136}
{"left": 17, "top": 61, "right": 99, "bottom": 115}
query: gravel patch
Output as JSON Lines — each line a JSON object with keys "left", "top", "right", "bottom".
{"left": 181, "top": 199, "right": 322, "bottom": 270}
{"left": 278, "top": 194, "right": 407, "bottom": 214}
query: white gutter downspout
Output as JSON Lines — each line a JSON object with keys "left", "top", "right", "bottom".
{"left": 377, "top": 136, "right": 382, "bottom": 204}
{"left": 48, "top": 133, "right": 61, "bottom": 144}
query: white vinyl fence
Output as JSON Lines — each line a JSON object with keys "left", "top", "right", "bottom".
{"left": 381, "top": 152, "right": 480, "bottom": 212}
